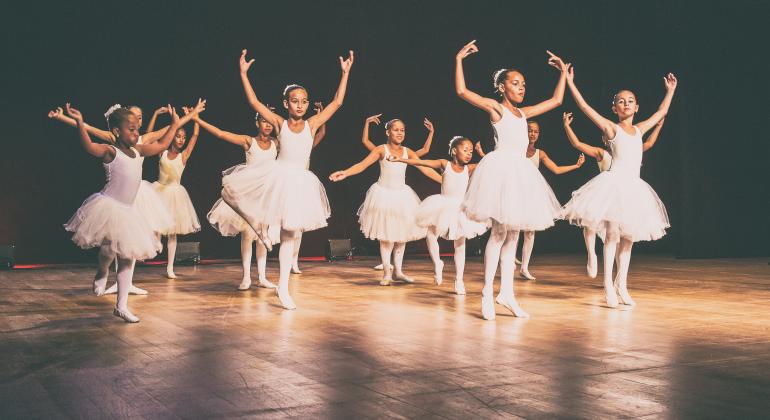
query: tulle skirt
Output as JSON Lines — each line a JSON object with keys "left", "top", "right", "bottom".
{"left": 416, "top": 194, "right": 488, "bottom": 240}
{"left": 134, "top": 180, "right": 174, "bottom": 234}
{"left": 562, "top": 171, "right": 669, "bottom": 242}
{"left": 64, "top": 193, "right": 162, "bottom": 260}
{"left": 221, "top": 160, "right": 330, "bottom": 233}
{"left": 462, "top": 150, "right": 562, "bottom": 231}
{"left": 357, "top": 182, "right": 426, "bottom": 242}
{"left": 207, "top": 198, "right": 281, "bottom": 244}
{"left": 152, "top": 182, "right": 200, "bottom": 235}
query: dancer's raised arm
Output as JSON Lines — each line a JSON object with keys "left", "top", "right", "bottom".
{"left": 240, "top": 49, "right": 283, "bottom": 130}
{"left": 643, "top": 118, "right": 665, "bottom": 152}
{"left": 49, "top": 106, "right": 116, "bottom": 143}
{"left": 562, "top": 112, "right": 605, "bottom": 160}
{"left": 520, "top": 51, "right": 569, "bottom": 119}
{"left": 455, "top": 40, "right": 503, "bottom": 120}
{"left": 361, "top": 114, "right": 382, "bottom": 151}
{"left": 566, "top": 66, "right": 616, "bottom": 139}
{"left": 635, "top": 74, "right": 677, "bottom": 135}
{"left": 413, "top": 118, "right": 434, "bottom": 157}
{"left": 308, "top": 50, "right": 354, "bottom": 132}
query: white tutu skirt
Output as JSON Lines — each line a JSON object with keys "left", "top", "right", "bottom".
{"left": 562, "top": 171, "right": 669, "bottom": 242}
{"left": 417, "top": 194, "right": 488, "bottom": 240}
{"left": 134, "top": 180, "right": 174, "bottom": 234}
{"left": 462, "top": 151, "right": 562, "bottom": 231}
{"left": 357, "top": 183, "right": 426, "bottom": 242}
{"left": 221, "top": 161, "right": 330, "bottom": 232}
{"left": 152, "top": 182, "right": 201, "bottom": 235}
{"left": 64, "top": 193, "right": 162, "bottom": 260}
{"left": 207, "top": 198, "right": 281, "bottom": 244}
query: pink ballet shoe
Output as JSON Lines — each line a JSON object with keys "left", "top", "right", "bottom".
{"left": 290, "top": 264, "right": 302, "bottom": 274}
{"left": 482, "top": 294, "right": 496, "bottom": 320}
{"left": 93, "top": 277, "right": 107, "bottom": 296}
{"left": 520, "top": 268, "right": 536, "bottom": 281}
{"left": 604, "top": 287, "right": 619, "bottom": 308}
{"left": 454, "top": 279, "right": 466, "bottom": 295}
{"left": 615, "top": 286, "right": 636, "bottom": 306}
{"left": 104, "top": 283, "right": 148, "bottom": 295}
{"left": 393, "top": 272, "right": 415, "bottom": 284}
{"left": 587, "top": 254, "right": 598, "bottom": 278}
{"left": 237, "top": 278, "right": 251, "bottom": 291}
{"left": 434, "top": 260, "right": 444, "bottom": 286}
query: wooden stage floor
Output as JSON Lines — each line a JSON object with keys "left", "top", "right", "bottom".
{"left": 1, "top": 255, "right": 769, "bottom": 419}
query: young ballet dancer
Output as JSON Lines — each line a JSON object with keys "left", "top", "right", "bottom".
{"left": 561, "top": 66, "right": 676, "bottom": 307}
{"left": 64, "top": 99, "right": 204, "bottom": 322}
{"left": 477, "top": 120, "right": 585, "bottom": 280}
{"left": 389, "top": 136, "right": 488, "bottom": 294}
{"left": 291, "top": 101, "right": 327, "bottom": 274}
{"left": 49, "top": 105, "right": 174, "bottom": 295}
{"left": 361, "top": 113, "right": 435, "bottom": 271}
{"left": 455, "top": 40, "right": 568, "bottom": 320}
{"left": 563, "top": 112, "right": 665, "bottom": 278}
{"left": 221, "top": 49, "right": 354, "bottom": 310}
{"left": 330, "top": 116, "right": 439, "bottom": 285}
{"left": 153, "top": 110, "right": 202, "bottom": 279}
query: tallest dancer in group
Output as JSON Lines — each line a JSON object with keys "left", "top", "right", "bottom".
{"left": 455, "top": 40, "right": 568, "bottom": 320}
{"left": 222, "top": 49, "right": 354, "bottom": 310}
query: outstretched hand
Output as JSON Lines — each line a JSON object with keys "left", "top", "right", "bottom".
{"left": 566, "top": 65, "right": 575, "bottom": 82}
{"left": 65, "top": 103, "right": 83, "bottom": 122}
{"left": 240, "top": 49, "right": 255, "bottom": 73}
{"left": 314, "top": 102, "right": 325, "bottom": 114}
{"left": 456, "top": 40, "right": 478, "bottom": 60}
{"left": 474, "top": 141, "right": 484, "bottom": 155}
{"left": 423, "top": 117, "right": 434, "bottom": 132}
{"left": 340, "top": 50, "right": 354, "bottom": 73}
{"left": 329, "top": 171, "right": 348, "bottom": 182}
{"left": 576, "top": 153, "right": 585, "bottom": 166}
{"left": 546, "top": 50, "right": 568, "bottom": 72}
{"left": 48, "top": 107, "right": 64, "bottom": 119}
{"left": 563, "top": 112, "right": 573, "bottom": 126}
{"left": 664, "top": 73, "right": 677, "bottom": 91}
{"left": 366, "top": 113, "right": 382, "bottom": 125}
{"left": 154, "top": 106, "right": 169, "bottom": 115}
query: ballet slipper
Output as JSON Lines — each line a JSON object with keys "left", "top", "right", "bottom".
{"left": 616, "top": 286, "right": 636, "bottom": 306}
{"left": 93, "top": 276, "right": 107, "bottom": 296}
{"left": 495, "top": 295, "right": 530, "bottom": 318}
{"left": 394, "top": 272, "right": 415, "bottom": 283}
{"left": 237, "top": 277, "right": 251, "bottom": 291}
{"left": 113, "top": 307, "right": 140, "bottom": 323}
{"left": 587, "top": 253, "right": 598, "bottom": 278}
{"left": 434, "top": 260, "right": 444, "bottom": 286}
{"left": 276, "top": 288, "right": 296, "bottom": 310}
{"left": 257, "top": 277, "right": 277, "bottom": 289}
{"left": 520, "top": 268, "right": 536, "bottom": 281}
{"left": 454, "top": 279, "right": 466, "bottom": 295}
{"left": 290, "top": 264, "right": 302, "bottom": 274}
{"left": 482, "top": 294, "right": 496, "bottom": 320}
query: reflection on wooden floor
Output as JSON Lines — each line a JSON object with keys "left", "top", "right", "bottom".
{"left": 1, "top": 255, "right": 769, "bottom": 418}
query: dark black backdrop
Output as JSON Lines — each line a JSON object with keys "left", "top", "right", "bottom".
{"left": 2, "top": 0, "right": 767, "bottom": 263}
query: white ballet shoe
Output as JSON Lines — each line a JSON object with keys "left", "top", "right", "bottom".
{"left": 587, "top": 254, "right": 598, "bottom": 278}
{"left": 290, "top": 264, "right": 302, "bottom": 274}
{"left": 113, "top": 307, "right": 140, "bottom": 323}
{"left": 481, "top": 294, "right": 496, "bottom": 320}
{"left": 604, "top": 286, "right": 619, "bottom": 308}
{"left": 257, "top": 277, "right": 277, "bottom": 289}
{"left": 93, "top": 277, "right": 107, "bottom": 296}
{"left": 103, "top": 283, "right": 147, "bottom": 295}
{"left": 276, "top": 288, "right": 296, "bottom": 310}
{"left": 454, "top": 279, "right": 466, "bottom": 295}
{"left": 373, "top": 263, "right": 392, "bottom": 271}
{"left": 257, "top": 225, "right": 273, "bottom": 252}
{"left": 393, "top": 272, "right": 415, "bottom": 284}
{"left": 166, "top": 270, "right": 177, "bottom": 279}
{"left": 495, "top": 295, "right": 530, "bottom": 318}
{"left": 379, "top": 275, "right": 393, "bottom": 286}
{"left": 515, "top": 257, "right": 522, "bottom": 265}
{"left": 520, "top": 268, "right": 536, "bottom": 281}
{"left": 433, "top": 260, "right": 444, "bottom": 286}
{"left": 616, "top": 286, "right": 636, "bottom": 306}
{"left": 237, "top": 278, "right": 252, "bottom": 291}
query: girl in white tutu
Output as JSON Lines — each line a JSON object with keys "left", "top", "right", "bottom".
{"left": 389, "top": 136, "right": 488, "bottom": 294}
{"left": 49, "top": 105, "right": 174, "bottom": 295}
{"left": 198, "top": 110, "right": 279, "bottom": 290}
{"left": 330, "top": 117, "right": 438, "bottom": 285}
{"left": 153, "top": 110, "right": 202, "bottom": 279}
{"left": 563, "top": 113, "right": 666, "bottom": 280}
{"left": 361, "top": 114, "right": 435, "bottom": 272}
{"left": 63, "top": 100, "right": 204, "bottom": 322}
{"left": 477, "top": 121, "right": 585, "bottom": 281}
{"left": 562, "top": 66, "right": 677, "bottom": 307}
{"left": 221, "top": 49, "right": 354, "bottom": 310}
{"left": 455, "top": 40, "right": 569, "bottom": 320}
